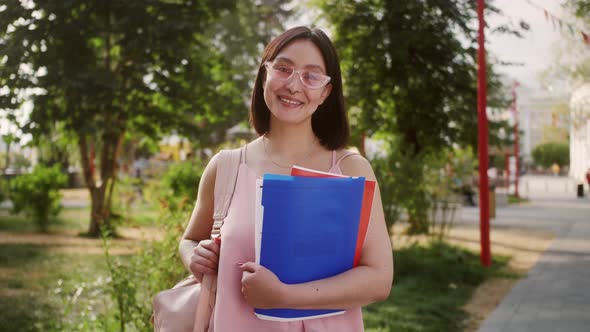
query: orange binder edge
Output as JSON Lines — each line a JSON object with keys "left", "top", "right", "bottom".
{"left": 290, "top": 165, "right": 375, "bottom": 267}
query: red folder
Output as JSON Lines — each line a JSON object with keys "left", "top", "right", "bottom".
{"left": 290, "top": 165, "right": 376, "bottom": 267}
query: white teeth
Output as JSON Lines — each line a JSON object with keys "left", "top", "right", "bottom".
{"left": 280, "top": 97, "right": 302, "bottom": 105}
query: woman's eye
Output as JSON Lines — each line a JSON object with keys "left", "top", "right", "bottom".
{"left": 304, "top": 72, "right": 320, "bottom": 81}
{"left": 276, "top": 66, "right": 292, "bottom": 73}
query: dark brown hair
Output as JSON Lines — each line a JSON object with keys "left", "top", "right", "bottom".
{"left": 249, "top": 26, "right": 349, "bottom": 150}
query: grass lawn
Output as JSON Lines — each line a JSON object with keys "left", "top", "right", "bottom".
{"left": 0, "top": 203, "right": 152, "bottom": 332}
{"left": 0, "top": 207, "right": 90, "bottom": 234}
{"left": 363, "top": 241, "right": 511, "bottom": 332}
{"left": 0, "top": 242, "right": 109, "bottom": 332}
{"left": 0, "top": 201, "right": 159, "bottom": 235}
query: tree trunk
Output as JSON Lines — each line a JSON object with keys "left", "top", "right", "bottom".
{"left": 79, "top": 132, "right": 124, "bottom": 237}
{"left": 88, "top": 185, "right": 108, "bottom": 236}
{"left": 406, "top": 214, "right": 430, "bottom": 235}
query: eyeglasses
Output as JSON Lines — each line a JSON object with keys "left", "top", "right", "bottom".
{"left": 264, "top": 61, "right": 331, "bottom": 89}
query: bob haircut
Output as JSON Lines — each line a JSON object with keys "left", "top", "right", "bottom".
{"left": 249, "top": 26, "right": 349, "bottom": 150}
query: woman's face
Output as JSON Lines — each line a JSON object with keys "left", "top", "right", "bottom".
{"left": 263, "top": 39, "right": 332, "bottom": 127}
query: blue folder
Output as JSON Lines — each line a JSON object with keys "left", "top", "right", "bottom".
{"left": 255, "top": 174, "right": 365, "bottom": 321}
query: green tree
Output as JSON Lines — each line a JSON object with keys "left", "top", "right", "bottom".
{"left": 0, "top": 1, "right": 239, "bottom": 236}
{"left": 161, "top": 0, "right": 297, "bottom": 147}
{"left": 532, "top": 142, "right": 570, "bottom": 169}
{"left": 565, "top": 0, "right": 590, "bottom": 82}
{"left": 570, "top": 0, "right": 590, "bottom": 14}
{"left": 34, "top": 122, "right": 78, "bottom": 173}
{"left": 542, "top": 0, "right": 589, "bottom": 86}
{"left": 313, "top": 0, "right": 515, "bottom": 233}
{"left": 1, "top": 1, "right": 296, "bottom": 236}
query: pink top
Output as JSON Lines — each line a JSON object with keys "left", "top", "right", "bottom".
{"left": 211, "top": 147, "right": 364, "bottom": 332}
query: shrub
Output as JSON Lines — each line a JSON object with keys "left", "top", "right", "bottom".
{"left": 161, "top": 159, "right": 205, "bottom": 200}
{"left": 423, "top": 148, "right": 475, "bottom": 238}
{"left": 371, "top": 143, "right": 431, "bottom": 235}
{"left": 9, "top": 165, "right": 67, "bottom": 232}
{"left": 372, "top": 143, "right": 476, "bottom": 236}
{"left": 0, "top": 177, "right": 8, "bottom": 203}
{"left": 532, "top": 142, "right": 569, "bottom": 168}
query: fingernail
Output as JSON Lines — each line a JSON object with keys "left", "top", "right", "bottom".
{"left": 236, "top": 262, "right": 244, "bottom": 267}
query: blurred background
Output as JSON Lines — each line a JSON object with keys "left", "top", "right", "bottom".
{"left": 0, "top": 0, "right": 588, "bottom": 331}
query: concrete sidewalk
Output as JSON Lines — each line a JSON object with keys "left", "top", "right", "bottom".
{"left": 460, "top": 191, "right": 590, "bottom": 332}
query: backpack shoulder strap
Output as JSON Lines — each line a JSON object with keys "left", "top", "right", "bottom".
{"left": 210, "top": 147, "right": 242, "bottom": 239}
{"left": 334, "top": 151, "right": 360, "bottom": 168}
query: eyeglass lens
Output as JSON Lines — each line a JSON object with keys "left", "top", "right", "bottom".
{"left": 266, "top": 63, "right": 330, "bottom": 89}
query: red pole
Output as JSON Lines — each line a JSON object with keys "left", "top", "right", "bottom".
{"left": 512, "top": 81, "right": 520, "bottom": 198}
{"left": 477, "top": 0, "right": 491, "bottom": 267}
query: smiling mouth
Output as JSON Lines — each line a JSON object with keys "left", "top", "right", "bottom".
{"left": 279, "top": 96, "right": 303, "bottom": 106}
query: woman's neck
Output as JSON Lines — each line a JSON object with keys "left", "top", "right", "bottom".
{"left": 263, "top": 126, "right": 321, "bottom": 168}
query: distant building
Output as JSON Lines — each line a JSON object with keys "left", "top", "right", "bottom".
{"left": 569, "top": 83, "right": 590, "bottom": 184}
{"left": 157, "top": 134, "right": 193, "bottom": 162}
{"left": 518, "top": 90, "right": 569, "bottom": 164}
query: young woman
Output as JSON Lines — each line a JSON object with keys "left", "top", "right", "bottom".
{"left": 179, "top": 26, "right": 393, "bottom": 331}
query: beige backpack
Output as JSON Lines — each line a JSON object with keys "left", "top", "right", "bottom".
{"left": 152, "top": 148, "right": 242, "bottom": 332}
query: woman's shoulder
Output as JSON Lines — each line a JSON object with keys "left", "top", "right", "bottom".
{"left": 334, "top": 149, "right": 375, "bottom": 180}
{"left": 205, "top": 146, "right": 244, "bottom": 177}
{"left": 198, "top": 152, "right": 221, "bottom": 189}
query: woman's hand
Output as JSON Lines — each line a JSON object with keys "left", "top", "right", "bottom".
{"left": 189, "top": 238, "right": 220, "bottom": 282}
{"left": 238, "top": 262, "right": 286, "bottom": 308}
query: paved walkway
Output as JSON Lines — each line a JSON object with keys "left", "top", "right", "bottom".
{"left": 460, "top": 177, "right": 590, "bottom": 332}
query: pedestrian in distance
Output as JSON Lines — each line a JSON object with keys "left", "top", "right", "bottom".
{"left": 551, "top": 162, "right": 560, "bottom": 177}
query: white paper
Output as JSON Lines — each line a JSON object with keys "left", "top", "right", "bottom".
{"left": 254, "top": 178, "right": 264, "bottom": 264}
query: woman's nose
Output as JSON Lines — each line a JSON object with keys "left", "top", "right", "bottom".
{"left": 285, "top": 71, "right": 303, "bottom": 93}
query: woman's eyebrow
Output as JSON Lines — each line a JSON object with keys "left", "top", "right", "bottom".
{"left": 304, "top": 64, "right": 325, "bottom": 72}
{"left": 273, "top": 56, "right": 325, "bottom": 72}
{"left": 273, "top": 56, "right": 294, "bottom": 64}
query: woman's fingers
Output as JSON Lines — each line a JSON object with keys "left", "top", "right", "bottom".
{"left": 193, "top": 271, "right": 204, "bottom": 283}
{"left": 189, "top": 240, "right": 221, "bottom": 277}
{"left": 190, "top": 259, "right": 216, "bottom": 276}
{"left": 200, "top": 239, "right": 221, "bottom": 257}
{"left": 237, "top": 262, "right": 284, "bottom": 308}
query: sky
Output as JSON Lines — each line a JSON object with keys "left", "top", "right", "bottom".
{"left": 486, "top": 0, "right": 577, "bottom": 95}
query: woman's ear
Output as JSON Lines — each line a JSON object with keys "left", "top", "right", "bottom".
{"left": 320, "top": 84, "right": 333, "bottom": 104}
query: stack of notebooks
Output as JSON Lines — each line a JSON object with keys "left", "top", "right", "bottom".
{"left": 254, "top": 166, "right": 376, "bottom": 322}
